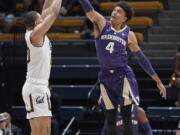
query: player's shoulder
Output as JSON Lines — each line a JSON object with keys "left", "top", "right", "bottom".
{"left": 128, "top": 30, "right": 138, "bottom": 45}
{"left": 128, "top": 31, "right": 136, "bottom": 39}
{"left": 128, "top": 30, "right": 135, "bottom": 35}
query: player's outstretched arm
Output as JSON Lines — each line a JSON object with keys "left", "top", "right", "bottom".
{"left": 128, "top": 31, "right": 166, "bottom": 99}
{"left": 78, "top": 0, "right": 106, "bottom": 33}
{"left": 41, "top": 0, "right": 53, "bottom": 19}
{"left": 31, "top": 0, "right": 62, "bottom": 46}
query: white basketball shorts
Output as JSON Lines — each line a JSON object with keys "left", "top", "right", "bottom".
{"left": 22, "top": 82, "right": 52, "bottom": 119}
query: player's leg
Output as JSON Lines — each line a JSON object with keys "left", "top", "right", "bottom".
{"left": 100, "top": 101, "right": 138, "bottom": 135}
{"left": 176, "top": 130, "right": 180, "bottom": 135}
{"left": 22, "top": 83, "right": 52, "bottom": 135}
{"left": 120, "top": 104, "right": 133, "bottom": 135}
{"left": 104, "top": 109, "right": 117, "bottom": 135}
{"left": 29, "top": 117, "right": 51, "bottom": 135}
{"left": 120, "top": 75, "right": 138, "bottom": 135}
{"left": 100, "top": 121, "right": 108, "bottom": 135}
{"left": 100, "top": 83, "right": 117, "bottom": 135}
{"left": 138, "top": 107, "right": 153, "bottom": 135}
{"left": 117, "top": 104, "right": 138, "bottom": 135}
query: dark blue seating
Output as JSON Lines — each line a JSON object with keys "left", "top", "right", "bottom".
{"left": 148, "top": 107, "right": 180, "bottom": 117}
{"left": 166, "top": 86, "right": 179, "bottom": 100}
{"left": 11, "top": 106, "right": 26, "bottom": 120}
{"left": 130, "top": 57, "right": 173, "bottom": 69}
{"left": 61, "top": 106, "right": 86, "bottom": 121}
{"left": 51, "top": 65, "right": 99, "bottom": 79}
{"left": 11, "top": 106, "right": 87, "bottom": 121}
{"left": 153, "top": 129, "right": 176, "bottom": 135}
{"left": 52, "top": 85, "right": 93, "bottom": 100}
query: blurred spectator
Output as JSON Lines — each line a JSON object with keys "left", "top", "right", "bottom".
{"left": 23, "top": 0, "right": 44, "bottom": 13}
{"left": 80, "top": 0, "right": 100, "bottom": 39}
{"left": 61, "top": 0, "right": 77, "bottom": 15}
{"left": 169, "top": 46, "right": 180, "bottom": 106}
{"left": 0, "top": 112, "right": 22, "bottom": 135}
{"left": 0, "top": 0, "right": 15, "bottom": 15}
{"left": 0, "top": 113, "right": 8, "bottom": 135}
{"left": 0, "top": 0, "right": 15, "bottom": 33}
{"left": 61, "top": 0, "right": 100, "bottom": 15}
{"left": 81, "top": 19, "right": 94, "bottom": 39}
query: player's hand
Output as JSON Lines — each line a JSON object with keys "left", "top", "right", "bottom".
{"left": 157, "top": 82, "right": 166, "bottom": 99}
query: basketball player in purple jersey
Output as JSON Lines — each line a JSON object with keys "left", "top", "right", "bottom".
{"left": 78, "top": 1, "right": 166, "bottom": 135}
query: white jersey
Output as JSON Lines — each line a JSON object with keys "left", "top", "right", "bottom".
{"left": 25, "top": 30, "right": 52, "bottom": 83}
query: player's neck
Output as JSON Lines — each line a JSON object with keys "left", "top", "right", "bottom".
{"left": 111, "top": 23, "right": 125, "bottom": 31}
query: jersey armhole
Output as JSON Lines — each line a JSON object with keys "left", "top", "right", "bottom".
{"left": 95, "top": 21, "right": 109, "bottom": 39}
{"left": 29, "top": 32, "right": 45, "bottom": 48}
{"left": 126, "top": 28, "right": 131, "bottom": 46}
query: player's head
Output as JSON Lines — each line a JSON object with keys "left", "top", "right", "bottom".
{"left": 24, "top": 11, "right": 42, "bottom": 29}
{"left": 110, "top": 1, "right": 134, "bottom": 24}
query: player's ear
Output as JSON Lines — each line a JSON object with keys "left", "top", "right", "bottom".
{"left": 123, "top": 16, "right": 127, "bottom": 23}
{"left": 34, "top": 20, "right": 37, "bottom": 26}
{"left": 34, "top": 18, "right": 41, "bottom": 26}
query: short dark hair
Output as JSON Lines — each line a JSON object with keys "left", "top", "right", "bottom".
{"left": 178, "top": 45, "right": 180, "bottom": 52}
{"left": 24, "top": 11, "right": 39, "bottom": 28}
{"left": 117, "top": 1, "right": 134, "bottom": 22}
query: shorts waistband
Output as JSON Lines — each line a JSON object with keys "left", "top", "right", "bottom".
{"left": 101, "top": 67, "right": 127, "bottom": 74}
{"left": 26, "top": 78, "right": 48, "bottom": 86}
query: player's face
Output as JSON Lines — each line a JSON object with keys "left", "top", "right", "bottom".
{"left": 35, "top": 13, "right": 42, "bottom": 26}
{"left": 110, "top": 6, "right": 127, "bottom": 24}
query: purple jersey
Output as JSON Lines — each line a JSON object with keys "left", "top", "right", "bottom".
{"left": 95, "top": 22, "right": 130, "bottom": 69}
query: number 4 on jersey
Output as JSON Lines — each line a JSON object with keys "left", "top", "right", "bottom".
{"left": 105, "top": 42, "right": 114, "bottom": 54}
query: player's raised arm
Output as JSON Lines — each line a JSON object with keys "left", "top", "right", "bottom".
{"left": 31, "top": 0, "right": 62, "bottom": 46}
{"left": 128, "top": 31, "right": 167, "bottom": 99}
{"left": 78, "top": 0, "right": 106, "bottom": 33}
{"left": 41, "top": 0, "right": 53, "bottom": 19}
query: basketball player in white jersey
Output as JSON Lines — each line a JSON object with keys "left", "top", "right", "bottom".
{"left": 22, "top": 0, "right": 62, "bottom": 134}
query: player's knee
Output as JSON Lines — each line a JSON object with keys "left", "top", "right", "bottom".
{"left": 138, "top": 107, "right": 145, "bottom": 116}
{"left": 39, "top": 122, "right": 51, "bottom": 135}
{"left": 31, "top": 122, "right": 39, "bottom": 134}
{"left": 176, "top": 130, "right": 180, "bottom": 135}
{"left": 138, "top": 107, "right": 148, "bottom": 123}
{"left": 31, "top": 126, "right": 38, "bottom": 135}
{"left": 47, "top": 124, "right": 51, "bottom": 135}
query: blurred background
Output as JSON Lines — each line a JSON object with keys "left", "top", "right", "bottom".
{"left": 0, "top": 0, "right": 180, "bottom": 134}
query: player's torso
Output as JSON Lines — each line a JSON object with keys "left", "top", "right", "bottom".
{"left": 95, "top": 22, "right": 130, "bottom": 69}
{"left": 25, "top": 30, "right": 52, "bottom": 81}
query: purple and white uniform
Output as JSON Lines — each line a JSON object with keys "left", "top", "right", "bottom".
{"left": 96, "top": 22, "right": 139, "bottom": 109}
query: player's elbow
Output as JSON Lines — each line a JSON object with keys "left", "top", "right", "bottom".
{"left": 50, "top": 6, "right": 60, "bottom": 17}
{"left": 86, "top": 11, "right": 98, "bottom": 23}
{"left": 53, "top": 9, "right": 60, "bottom": 17}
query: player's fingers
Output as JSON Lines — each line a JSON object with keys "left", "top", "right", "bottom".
{"left": 162, "top": 89, "right": 166, "bottom": 99}
{"left": 160, "top": 88, "right": 166, "bottom": 99}
{"left": 164, "top": 90, "right": 167, "bottom": 99}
